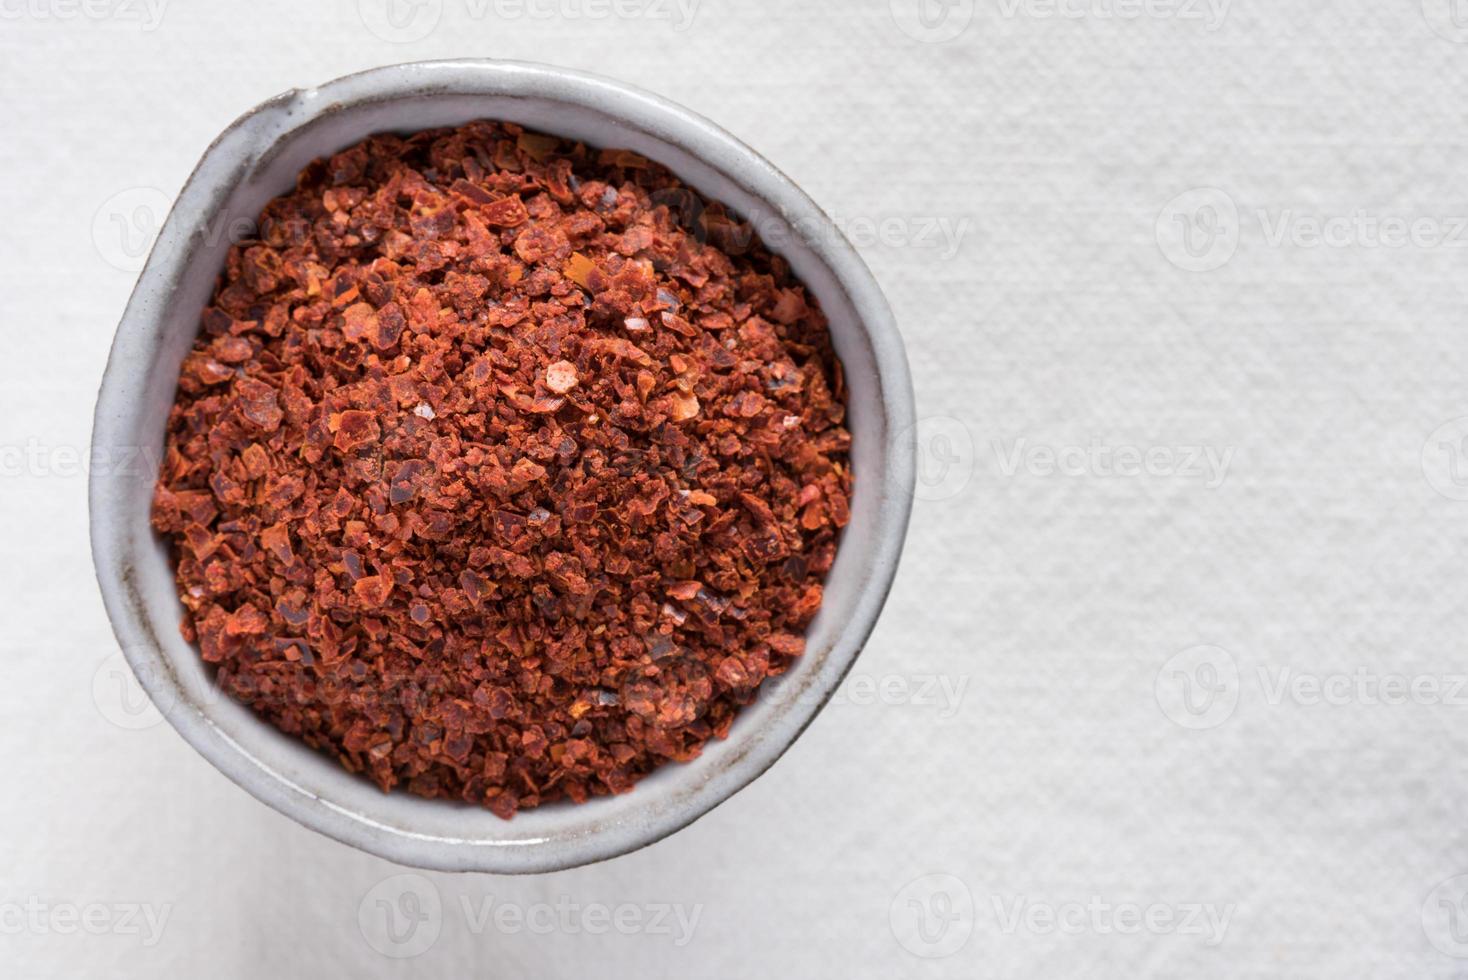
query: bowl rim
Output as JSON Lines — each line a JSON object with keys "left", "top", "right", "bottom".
{"left": 90, "top": 58, "right": 916, "bottom": 873}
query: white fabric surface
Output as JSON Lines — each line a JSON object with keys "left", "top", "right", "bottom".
{"left": 6, "top": 1, "right": 1468, "bottom": 976}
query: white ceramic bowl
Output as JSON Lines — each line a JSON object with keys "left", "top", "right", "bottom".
{"left": 90, "top": 60, "right": 915, "bottom": 873}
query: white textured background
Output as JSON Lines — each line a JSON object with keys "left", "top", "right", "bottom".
{"left": 7, "top": 0, "right": 1468, "bottom": 976}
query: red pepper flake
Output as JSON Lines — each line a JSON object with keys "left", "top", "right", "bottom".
{"left": 329, "top": 410, "right": 380, "bottom": 452}
{"left": 586, "top": 336, "right": 652, "bottom": 367}
{"left": 234, "top": 377, "right": 283, "bottom": 432}
{"left": 353, "top": 575, "right": 392, "bottom": 606}
{"left": 563, "top": 252, "right": 597, "bottom": 291}
{"left": 667, "top": 581, "right": 703, "bottom": 601}
{"left": 150, "top": 120, "right": 851, "bottom": 819}
{"left": 224, "top": 604, "right": 267, "bottom": 636}
{"left": 518, "top": 132, "right": 561, "bottom": 161}
{"left": 186, "top": 355, "right": 236, "bottom": 386}
{"left": 715, "top": 656, "right": 750, "bottom": 689}
{"left": 341, "top": 302, "right": 376, "bottom": 343}
{"left": 667, "top": 391, "right": 700, "bottom": 422}
{"left": 260, "top": 522, "right": 293, "bottom": 565}
{"left": 212, "top": 335, "right": 254, "bottom": 363}
{"left": 768, "top": 633, "right": 806, "bottom": 657}
{"left": 770, "top": 288, "right": 808, "bottom": 325}
{"left": 544, "top": 360, "right": 579, "bottom": 394}
{"left": 480, "top": 195, "right": 530, "bottom": 228}
{"left": 240, "top": 444, "right": 269, "bottom": 480}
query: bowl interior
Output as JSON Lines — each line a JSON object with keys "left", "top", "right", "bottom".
{"left": 92, "top": 62, "right": 910, "bottom": 873}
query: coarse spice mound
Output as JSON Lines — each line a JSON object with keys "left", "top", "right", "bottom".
{"left": 151, "top": 121, "right": 851, "bottom": 818}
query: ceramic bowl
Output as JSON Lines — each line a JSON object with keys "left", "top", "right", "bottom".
{"left": 90, "top": 59, "right": 915, "bottom": 873}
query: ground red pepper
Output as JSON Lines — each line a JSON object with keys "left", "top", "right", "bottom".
{"left": 151, "top": 121, "right": 851, "bottom": 818}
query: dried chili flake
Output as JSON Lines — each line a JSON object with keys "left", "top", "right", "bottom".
{"left": 225, "top": 604, "right": 268, "bottom": 636}
{"left": 480, "top": 195, "right": 530, "bottom": 228}
{"left": 234, "top": 378, "right": 283, "bottom": 432}
{"left": 544, "top": 360, "right": 579, "bottom": 394}
{"left": 330, "top": 410, "right": 380, "bottom": 451}
{"left": 563, "top": 252, "right": 597, "bottom": 290}
{"left": 260, "top": 523, "right": 293, "bottom": 564}
{"left": 667, "top": 391, "right": 701, "bottom": 422}
{"left": 151, "top": 120, "right": 851, "bottom": 818}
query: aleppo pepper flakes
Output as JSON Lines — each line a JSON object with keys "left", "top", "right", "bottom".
{"left": 150, "top": 120, "right": 851, "bottom": 819}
